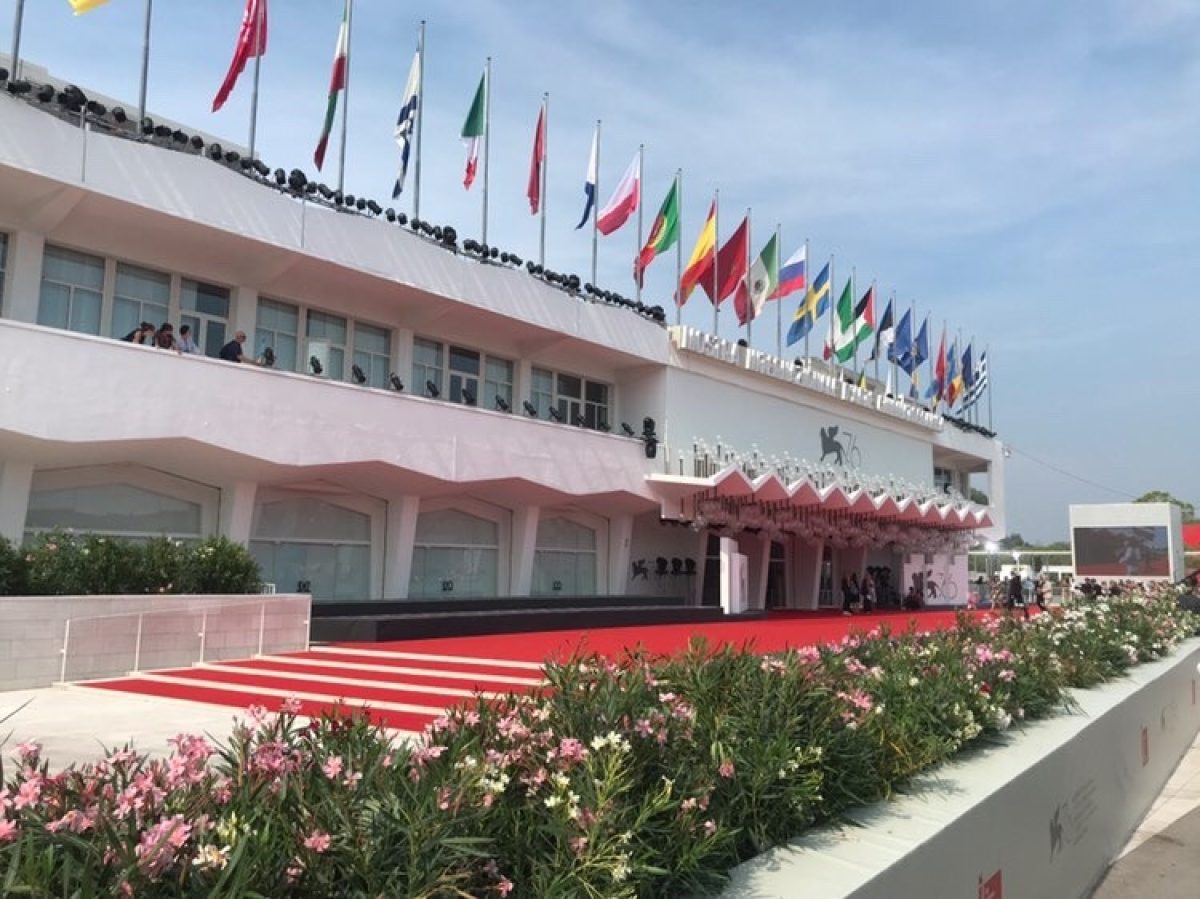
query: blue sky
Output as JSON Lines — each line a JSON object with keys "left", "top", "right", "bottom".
{"left": 8, "top": 0, "right": 1200, "bottom": 540}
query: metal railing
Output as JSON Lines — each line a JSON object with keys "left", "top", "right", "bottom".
{"left": 57, "top": 596, "right": 310, "bottom": 684}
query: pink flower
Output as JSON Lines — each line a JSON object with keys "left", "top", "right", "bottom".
{"left": 569, "top": 835, "right": 589, "bottom": 855}
{"left": 322, "top": 756, "right": 344, "bottom": 779}
{"left": 0, "top": 818, "right": 18, "bottom": 843}
{"left": 281, "top": 696, "right": 303, "bottom": 714}
{"left": 12, "top": 741, "right": 40, "bottom": 762}
{"left": 703, "top": 819, "right": 718, "bottom": 836}
{"left": 497, "top": 876, "right": 515, "bottom": 896}
{"left": 718, "top": 760, "right": 736, "bottom": 779}
{"left": 303, "top": 830, "right": 331, "bottom": 853}
{"left": 13, "top": 778, "right": 42, "bottom": 811}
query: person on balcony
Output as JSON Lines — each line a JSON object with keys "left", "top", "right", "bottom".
{"left": 218, "top": 331, "right": 262, "bottom": 365}
{"left": 153, "top": 323, "right": 176, "bottom": 350}
{"left": 176, "top": 324, "right": 199, "bottom": 354}
{"left": 120, "top": 322, "right": 155, "bottom": 344}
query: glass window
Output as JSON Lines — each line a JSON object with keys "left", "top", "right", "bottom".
{"left": 448, "top": 345, "right": 480, "bottom": 404}
{"left": 584, "top": 381, "right": 610, "bottom": 429}
{"left": 412, "top": 338, "right": 444, "bottom": 397}
{"left": 533, "top": 517, "right": 597, "bottom": 596}
{"left": 25, "top": 484, "right": 202, "bottom": 539}
{"left": 485, "top": 357, "right": 514, "bottom": 411}
{"left": 181, "top": 279, "right": 230, "bottom": 358}
{"left": 250, "top": 498, "right": 372, "bottom": 601}
{"left": 255, "top": 298, "right": 300, "bottom": 372}
{"left": 307, "top": 310, "right": 348, "bottom": 380}
{"left": 0, "top": 232, "right": 8, "bottom": 312}
{"left": 111, "top": 262, "right": 170, "bottom": 340}
{"left": 410, "top": 508, "right": 500, "bottom": 598}
{"left": 352, "top": 322, "right": 391, "bottom": 389}
{"left": 531, "top": 368, "right": 555, "bottom": 418}
{"left": 38, "top": 245, "right": 104, "bottom": 335}
{"left": 530, "top": 367, "right": 611, "bottom": 430}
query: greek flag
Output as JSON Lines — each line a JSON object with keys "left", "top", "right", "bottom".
{"left": 962, "top": 351, "right": 989, "bottom": 409}
{"left": 392, "top": 49, "right": 421, "bottom": 199}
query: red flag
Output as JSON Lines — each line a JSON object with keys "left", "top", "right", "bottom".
{"left": 700, "top": 216, "right": 749, "bottom": 306}
{"left": 212, "top": 0, "right": 268, "bottom": 113}
{"left": 527, "top": 104, "right": 545, "bottom": 214}
{"left": 933, "top": 328, "right": 947, "bottom": 404}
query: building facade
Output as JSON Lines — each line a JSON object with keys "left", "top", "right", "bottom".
{"left": 0, "top": 79, "right": 1003, "bottom": 611}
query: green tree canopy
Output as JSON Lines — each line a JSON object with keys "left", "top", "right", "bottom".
{"left": 1134, "top": 491, "right": 1195, "bottom": 522}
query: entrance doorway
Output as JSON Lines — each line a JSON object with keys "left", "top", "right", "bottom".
{"left": 765, "top": 541, "right": 787, "bottom": 609}
{"left": 818, "top": 545, "right": 835, "bottom": 608}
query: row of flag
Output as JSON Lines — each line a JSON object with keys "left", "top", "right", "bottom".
{"left": 52, "top": 1, "right": 992, "bottom": 420}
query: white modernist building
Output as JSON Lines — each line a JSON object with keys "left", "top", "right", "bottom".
{"left": 0, "top": 73, "right": 1004, "bottom": 612}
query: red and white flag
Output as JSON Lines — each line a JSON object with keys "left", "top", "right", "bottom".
{"left": 314, "top": 0, "right": 351, "bottom": 171}
{"left": 212, "top": 0, "right": 268, "bottom": 113}
{"left": 527, "top": 103, "right": 546, "bottom": 214}
{"left": 596, "top": 150, "right": 641, "bottom": 235}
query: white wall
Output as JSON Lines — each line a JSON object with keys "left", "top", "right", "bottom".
{"left": 0, "top": 594, "right": 310, "bottom": 691}
{"left": 626, "top": 513, "right": 705, "bottom": 602}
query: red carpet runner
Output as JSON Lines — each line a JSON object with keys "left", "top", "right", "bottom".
{"left": 86, "top": 609, "right": 968, "bottom": 734}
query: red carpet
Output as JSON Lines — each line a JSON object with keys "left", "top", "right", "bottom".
{"left": 83, "top": 609, "right": 972, "bottom": 734}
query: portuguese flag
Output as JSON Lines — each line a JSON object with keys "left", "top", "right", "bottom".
{"left": 635, "top": 179, "right": 680, "bottom": 286}
{"left": 313, "top": 0, "right": 350, "bottom": 171}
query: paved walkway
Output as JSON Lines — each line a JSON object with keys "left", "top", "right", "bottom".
{"left": 1091, "top": 729, "right": 1200, "bottom": 897}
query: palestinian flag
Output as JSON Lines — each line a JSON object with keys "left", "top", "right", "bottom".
{"left": 461, "top": 72, "right": 487, "bottom": 190}
{"left": 828, "top": 284, "right": 875, "bottom": 364}
{"left": 314, "top": 0, "right": 350, "bottom": 171}
{"left": 635, "top": 180, "right": 680, "bottom": 286}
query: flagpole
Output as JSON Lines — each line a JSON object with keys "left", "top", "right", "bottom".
{"left": 986, "top": 344, "right": 994, "bottom": 432}
{"left": 481, "top": 56, "right": 491, "bottom": 247}
{"left": 967, "top": 332, "right": 976, "bottom": 424}
{"left": 889, "top": 293, "right": 899, "bottom": 397}
{"left": 413, "top": 20, "right": 425, "bottom": 221}
{"left": 539, "top": 92, "right": 549, "bottom": 267}
{"left": 827, "top": 255, "right": 836, "bottom": 376}
{"left": 137, "top": 0, "right": 154, "bottom": 124}
{"left": 9, "top": 0, "right": 24, "bottom": 82}
{"left": 337, "top": 0, "right": 354, "bottom": 196}
{"left": 744, "top": 209, "right": 752, "bottom": 346}
{"left": 712, "top": 189, "right": 720, "bottom": 338}
{"left": 248, "top": 0, "right": 265, "bottom": 158}
{"left": 675, "top": 169, "right": 683, "bottom": 328}
{"left": 590, "top": 119, "right": 600, "bottom": 286}
{"left": 635, "top": 144, "right": 645, "bottom": 303}
{"left": 774, "top": 223, "right": 782, "bottom": 358}
{"left": 803, "top": 239, "right": 811, "bottom": 360}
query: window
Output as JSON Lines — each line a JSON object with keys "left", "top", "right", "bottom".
{"left": 934, "top": 466, "right": 955, "bottom": 494}
{"left": 530, "top": 366, "right": 611, "bottom": 430}
{"left": 255, "top": 298, "right": 299, "bottom": 372}
{"left": 25, "top": 484, "right": 203, "bottom": 541}
{"left": 413, "top": 337, "right": 513, "bottom": 407}
{"left": 0, "top": 232, "right": 8, "bottom": 312}
{"left": 38, "top": 245, "right": 104, "bottom": 335}
{"left": 410, "top": 508, "right": 500, "bottom": 598}
{"left": 352, "top": 322, "right": 391, "bottom": 389}
{"left": 110, "top": 263, "right": 170, "bottom": 339}
{"left": 307, "top": 310, "right": 348, "bottom": 380}
{"left": 180, "top": 279, "right": 230, "bottom": 358}
{"left": 250, "top": 498, "right": 371, "bottom": 600}
{"left": 532, "top": 517, "right": 597, "bottom": 596}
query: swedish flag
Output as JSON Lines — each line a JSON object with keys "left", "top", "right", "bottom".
{"left": 786, "top": 261, "right": 830, "bottom": 346}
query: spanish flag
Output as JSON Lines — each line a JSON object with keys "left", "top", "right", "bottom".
{"left": 677, "top": 200, "right": 717, "bottom": 306}
{"left": 69, "top": 0, "right": 111, "bottom": 14}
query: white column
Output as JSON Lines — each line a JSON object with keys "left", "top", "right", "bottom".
{"left": 515, "top": 359, "right": 533, "bottom": 410}
{"left": 0, "top": 460, "right": 34, "bottom": 544}
{"left": 510, "top": 505, "right": 540, "bottom": 596}
{"left": 392, "top": 328, "right": 414, "bottom": 390}
{"left": 230, "top": 286, "right": 258, "bottom": 340}
{"left": 736, "top": 530, "right": 771, "bottom": 611}
{"left": 792, "top": 539, "right": 824, "bottom": 610}
{"left": 383, "top": 495, "right": 420, "bottom": 599}
{"left": 607, "top": 513, "right": 634, "bottom": 596}
{"left": 3, "top": 231, "right": 45, "bottom": 323}
{"left": 218, "top": 481, "right": 258, "bottom": 544}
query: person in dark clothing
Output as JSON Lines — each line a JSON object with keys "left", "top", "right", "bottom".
{"left": 841, "top": 576, "right": 856, "bottom": 615}
{"left": 1006, "top": 571, "right": 1028, "bottom": 619}
{"left": 218, "top": 331, "right": 260, "bottom": 364}
{"left": 121, "top": 322, "right": 155, "bottom": 344}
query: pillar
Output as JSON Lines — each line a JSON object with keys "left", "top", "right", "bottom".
{"left": 0, "top": 460, "right": 34, "bottom": 544}
{"left": 230, "top": 286, "right": 258, "bottom": 342}
{"left": 383, "top": 495, "right": 420, "bottom": 599}
{"left": 791, "top": 539, "right": 824, "bottom": 610}
{"left": 607, "top": 513, "right": 634, "bottom": 596}
{"left": 4, "top": 231, "right": 45, "bottom": 323}
{"left": 218, "top": 481, "right": 257, "bottom": 545}
{"left": 736, "top": 530, "right": 771, "bottom": 612}
{"left": 509, "top": 505, "right": 540, "bottom": 596}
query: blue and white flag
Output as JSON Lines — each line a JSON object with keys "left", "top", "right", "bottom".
{"left": 575, "top": 123, "right": 599, "bottom": 229}
{"left": 391, "top": 48, "right": 421, "bottom": 199}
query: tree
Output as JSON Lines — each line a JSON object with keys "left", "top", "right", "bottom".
{"left": 1134, "top": 491, "right": 1195, "bottom": 522}
{"left": 998, "top": 534, "right": 1028, "bottom": 550}
{"left": 968, "top": 487, "right": 990, "bottom": 506}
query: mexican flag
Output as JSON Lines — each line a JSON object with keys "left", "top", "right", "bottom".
{"left": 461, "top": 72, "right": 487, "bottom": 190}
{"left": 738, "top": 233, "right": 780, "bottom": 324}
{"left": 635, "top": 180, "right": 680, "bottom": 286}
{"left": 313, "top": 0, "right": 350, "bottom": 171}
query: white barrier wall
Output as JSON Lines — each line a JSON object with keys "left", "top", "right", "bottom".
{"left": 723, "top": 639, "right": 1200, "bottom": 899}
{"left": 0, "top": 594, "right": 310, "bottom": 691}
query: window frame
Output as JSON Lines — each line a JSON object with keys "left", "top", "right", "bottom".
{"left": 412, "top": 337, "right": 514, "bottom": 408}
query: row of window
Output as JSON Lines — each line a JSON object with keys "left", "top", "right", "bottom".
{"left": 26, "top": 242, "right": 614, "bottom": 428}
{"left": 0, "top": 233, "right": 8, "bottom": 314}
{"left": 24, "top": 485, "right": 599, "bottom": 600}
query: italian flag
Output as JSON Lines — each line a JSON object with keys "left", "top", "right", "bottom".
{"left": 635, "top": 179, "right": 680, "bottom": 286}
{"left": 461, "top": 72, "right": 487, "bottom": 190}
{"left": 313, "top": 0, "right": 350, "bottom": 171}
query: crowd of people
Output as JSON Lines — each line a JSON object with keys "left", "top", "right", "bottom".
{"left": 121, "top": 323, "right": 270, "bottom": 366}
{"left": 839, "top": 566, "right": 903, "bottom": 614}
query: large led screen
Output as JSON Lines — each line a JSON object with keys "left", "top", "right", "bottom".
{"left": 1072, "top": 526, "right": 1171, "bottom": 577}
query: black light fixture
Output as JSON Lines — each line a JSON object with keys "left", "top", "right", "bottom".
{"left": 273, "top": 168, "right": 287, "bottom": 186}
{"left": 207, "top": 142, "right": 223, "bottom": 160}
{"left": 396, "top": 212, "right": 408, "bottom": 225}
{"left": 261, "top": 347, "right": 276, "bottom": 367}
{"left": 355, "top": 197, "right": 368, "bottom": 212}
{"left": 621, "top": 422, "right": 636, "bottom": 437}
{"left": 684, "top": 558, "right": 697, "bottom": 576}
{"left": 441, "top": 226, "right": 457, "bottom": 248}
{"left": 389, "top": 373, "right": 404, "bottom": 392}
{"left": 223, "top": 149, "right": 240, "bottom": 164}
{"left": 6, "top": 79, "right": 32, "bottom": 95}
{"left": 642, "top": 416, "right": 658, "bottom": 459}
{"left": 573, "top": 413, "right": 587, "bottom": 427}
{"left": 86, "top": 100, "right": 107, "bottom": 117}
{"left": 461, "top": 388, "right": 476, "bottom": 406}
{"left": 384, "top": 208, "right": 396, "bottom": 223}
{"left": 351, "top": 364, "right": 367, "bottom": 384}
{"left": 343, "top": 193, "right": 356, "bottom": 207}
{"left": 252, "top": 159, "right": 270, "bottom": 177}
{"left": 597, "top": 421, "right": 610, "bottom": 433}
{"left": 316, "top": 183, "right": 334, "bottom": 199}
{"left": 111, "top": 106, "right": 127, "bottom": 124}
{"left": 548, "top": 407, "right": 564, "bottom": 423}
{"left": 523, "top": 401, "right": 538, "bottom": 417}
{"left": 287, "top": 169, "right": 307, "bottom": 192}
{"left": 35, "top": 83, "right": 54, "bottom": 103}
{"left": 425, "top": 379, "right": 440, "bottom": 398}
{"left": 0, "top": 67, "right": 8, "bottom": 83}
{"left": 190, "top": 135, "right": 205, "bottom": 151}
{"left": 495, "top": 395, "right": 511, "bottom": 412}
{"left": 309, "top": 356, "right": 323, "bottom": 376}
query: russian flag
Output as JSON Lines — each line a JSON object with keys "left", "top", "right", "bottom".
{"left": 575, "top": 125, "right": 599, "bottom": 230}
{"left": 772, "top": 244, "right": 807, "bottom": 300}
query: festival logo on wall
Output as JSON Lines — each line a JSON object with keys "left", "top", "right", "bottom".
{"left": 818, "top": 425, "right": 863, "bottom": 468}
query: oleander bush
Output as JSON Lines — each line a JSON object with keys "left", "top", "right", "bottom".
{"left": 0, "top": 591, "right": 1196, "bottom": 897}
{"left": 3, "top": 530, "right": 262, "bottom": 596}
